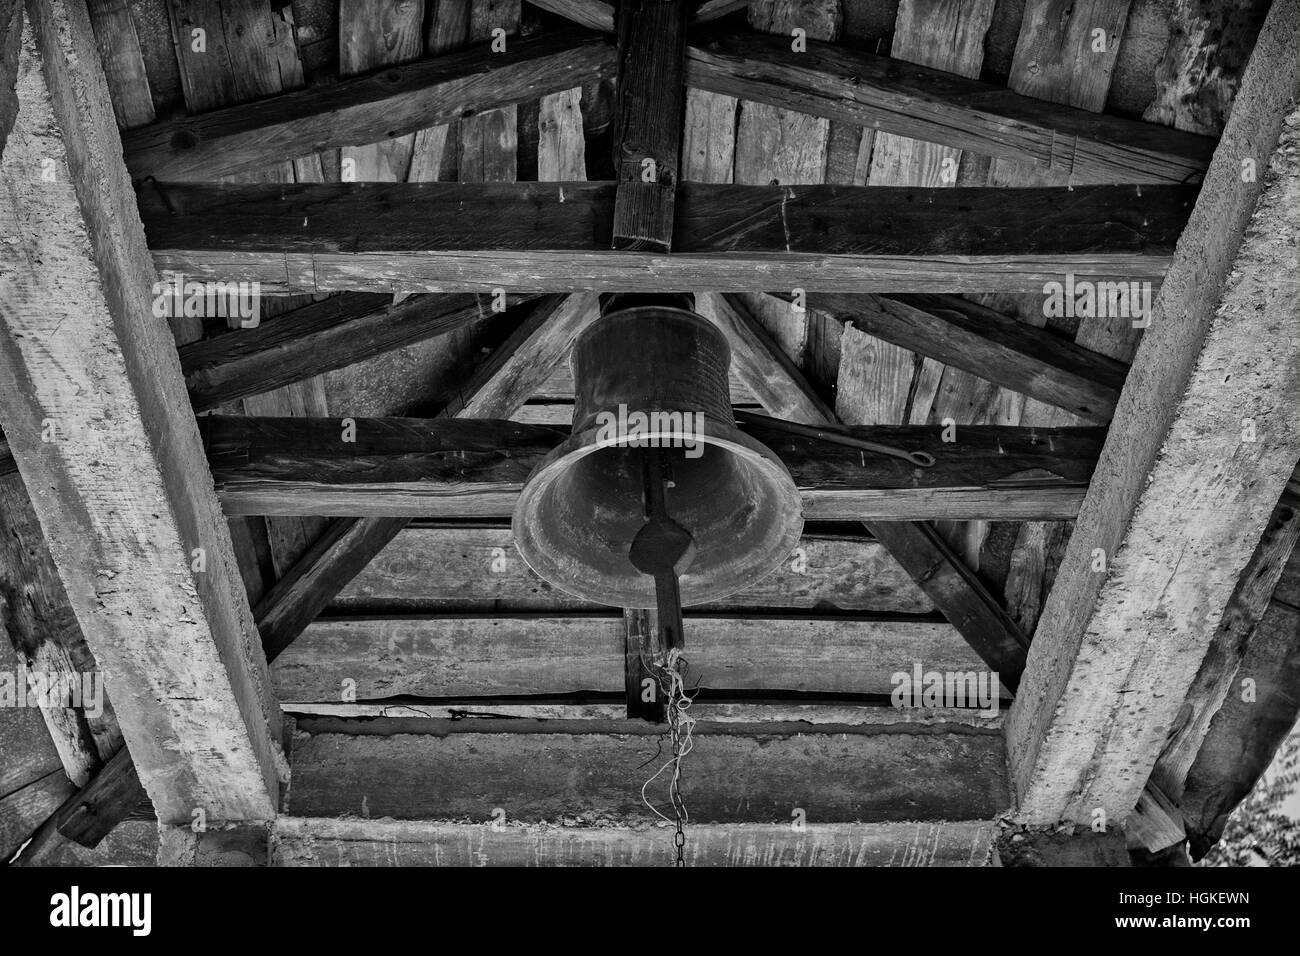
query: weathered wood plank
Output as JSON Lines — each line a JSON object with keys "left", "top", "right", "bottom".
{"left": 271, "top": 612, "right": 989, "bottom": 701}
{"left": 334, "top": 526, "right": 933, "bottom": 613}
{"left": 610, "top": 0, "right": 687, "bottom": 250}
{"left": 286, "top": 722, "right": 1010, "bottom": 822}
{"left": 1007, "top": 0, "right": 1300, "bottom": 825}
{"left": 811, "top": 293, "right": 1128, "bottom": 422}
{"left": 139, "top": 181, "right": 1192, "bottom": 292}
{"left": 0, "top": 474, "right": 120, "bottom": 787}
{"left": 121, "top": 30, "right": 615, "bottom": 180}
{"left": 202, "top": 415, "right": 1101, "bottom": 520}
{"left": 459, "top": 0, "right": 520, "bottom": 183}
{"left": 1149, "top": 489, "right": 1300, "bottom": 804}
{"left": 273, "top": 816, "right": 996, "bottom": 866}
{"left": 685, "top": 27, "right": 1216, "bottom": 184}
{"left": 339, "top": 0, "right": 424, "bottom": 182}
{"left": 0, "top": 0, "right": 279, "bottom": 822}
{"left": 87, "top": 0, "right": 154, "bottom": 129}
{"left": 0, "top": 0, "right": 19, "bottom": 153}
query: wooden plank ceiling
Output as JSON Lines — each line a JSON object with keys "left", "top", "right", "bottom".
{"left": 4, "top": 0, "right": 1298, "bottom": 866}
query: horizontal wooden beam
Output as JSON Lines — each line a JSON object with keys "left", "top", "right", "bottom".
{"left": 273, "top": 816, "right": 996, "bottom": 866}
{"left": 802, "top": 293, "right": 1130, "bottom": 422}
{"left": 274, "top": 816, "right": 993, "bottom": 866}
{"left": 685, "top": 29, "right": 1216, "bottom": 184}
{"left": 271, "top": 612, "right": 997, "bottom": 701}
{"left": 140, "top": 181, "right": 1193, "bottom": 293}
{"left": 122, "top": 30, "right": 615, "bottom": 181}
{"left": 202, "top": 416, "right": 1103, "bottom": 520}
{"left": 333, "top": 526, "right": 935, "bottom": 613}
{"left": 286, "top": 720, "right": 1009, "bottom": 822}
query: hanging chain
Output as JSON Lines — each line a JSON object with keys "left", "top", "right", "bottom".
{"left": 641, "top": 646, "right": 695, "bottom": 867}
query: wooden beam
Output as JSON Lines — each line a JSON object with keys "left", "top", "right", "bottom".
{"left": 10, "top": 747, "right": 146, "bottom": 866}
{"left": 139, "top": 181, "right": 1193, "bottom": 293}
{"left": 1148, "top": 482, "right": 1300, "bottom": 804}
{"left": 121, "top": 30, "right": 615, "bottom": 181}
{"left": 1007, "top": 0, "right": 1300, "bottom": 825}
{"left": 0, "top": 0, "right": 19, "bottom": 153}
{"left": 253, "top": 517, "right": 411, "bottom": 664}
{"left": 273, "top": 816, "right": 996, "bottom": 866}
{"left": 806, "top": 293, "right": 1129, "bottom": 422}
{"left": 513, "top": 0, "right": 744, "bottom": 34}
{"left": 685, "top": 29, "right": 1216, "bottom": 184}
{"left": 202, "top": 415, "right": 1102, "bottom": 521}
{"left": 271, "top": 612, "right": 990, "bottom": 702}
{"left": 611, "top": 0, "right": 688, "bottom": 250}
{"left": 246, "top": 295, "right": 599, "bottom": 663}
{"left": 703, "top": 294, "right": 1031, "bottom": 689}
{"left": 0, "top": 0, "right": 279, "bottom": 822}
{"left": 181, "top": 292, "right": 540, "bottom": 412}
{"left": 333, "top": 526, "right": 934, "bottom": 614}
{"left": 286, "top": 719, "right": 1010, "bottom": 822}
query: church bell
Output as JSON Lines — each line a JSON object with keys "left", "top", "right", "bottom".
{"left": 512, "top": 294, "right": 805, "bottom": 609}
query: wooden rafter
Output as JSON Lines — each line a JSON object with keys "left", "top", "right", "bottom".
{"left": 138, "top": 181, "right": 1193, "bottom": 293}
{"left": 181, "top": 293, "right": 543, "bottom": 413}
{"left": 686, "top": 28, "right": 1215, "bottom": 184}
{"left": 122, "top": 29, "right": 615, "bottom": 181}
{"left": 797, "top": 293, "right": 1130, "bottom": 423}
{"left": 0, "top": 0, "right": 279, "bottom": 822}
{"left": 702, "top": 295, "right": 1030, "bottom": 688}
{"left": 1007, "top": 0, "right": 1300, "bottom": 825}
{"left": 203, "top": 414, "right": 1101, "bottom": 524}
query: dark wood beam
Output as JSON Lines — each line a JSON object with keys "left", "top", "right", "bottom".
{"left": 611, "top": 0, "right": 688, "bottom": 250}
{"left": 273, "top": 817, "right": 995, "bottom": 867}
{"left": 201, "top": 415, "right": 1101, "bottom": 523}
{"left": 704, "top": 294, "right": 1030, "bottom": 690}
{"left": 121, "top": 30, "right": 615, "bottom": 181}
{"left": 139, "top": 181, "right": 1194, "bottom": 293}
{"left": 181, "top": 292, "right": 541, "bottom": 413}
{"left": 10, "top": 748, "right": 146, "bottom": 866}
{"left": 803, "top": 292, "right": 1130, "bottom": 423}
{"left": 286, "top": 718, "right": 1009, "bottom": 823}
{"left": 1007, "top": 0, "right": 1300, "bottom": 826}
{"left": 685, "top": 29, "right": 1217, "bottom": 184}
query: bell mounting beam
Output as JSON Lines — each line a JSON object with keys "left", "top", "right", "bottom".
{"left": 136, "top": 181, "right": 1191, "bottom": 294}
{"left": 700, "top": 294, "right": 1030, "bottom": 691}
{"left": 610, "top": 0, "right": 688, "bottom": 251}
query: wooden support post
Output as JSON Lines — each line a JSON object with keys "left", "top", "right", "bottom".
{"left": 0, "top": 0, "right": 280, "bottom": 822}
{"left": 611, "top": 0, "right": 688, "bottom": 250}
{"left": 1007, "top": 0, "right": 1300, "bottom": 825}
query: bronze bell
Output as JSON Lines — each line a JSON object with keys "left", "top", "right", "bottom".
{"left": 512, "top": 294, "right": 804, "bottom": 609}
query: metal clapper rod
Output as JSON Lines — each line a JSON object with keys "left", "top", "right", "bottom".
{"left": 629, "top": 446, "right": 694, "bottom": 651}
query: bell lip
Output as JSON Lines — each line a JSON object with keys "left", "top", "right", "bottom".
{"left": 511, "top": 421, "right": 806, "bottom": 609}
